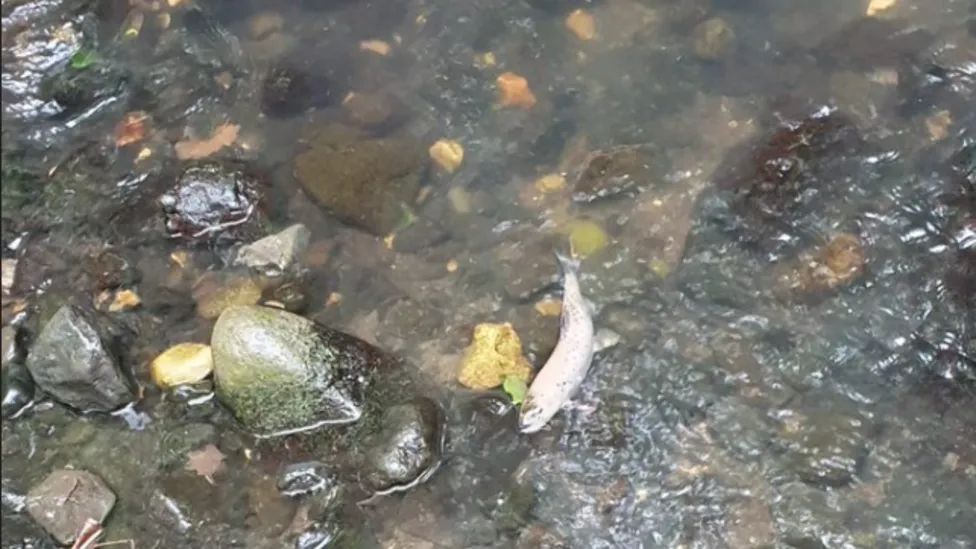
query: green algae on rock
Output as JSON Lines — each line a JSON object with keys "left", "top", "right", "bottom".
{"left": 293, "top": 126, "right": 427, "bottom": 236}
{"left": 211, "top": 305, "right": 386, "bottom": 436}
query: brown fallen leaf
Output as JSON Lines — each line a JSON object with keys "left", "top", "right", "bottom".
{"left": 185, "top": 444, "right": 225, "bottom": 484}
{"left": 174, "top": 123, "right": 240, "bottom": 160}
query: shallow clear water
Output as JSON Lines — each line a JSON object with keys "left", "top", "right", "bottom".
{"left": 2, "top": 0, "right": 974, "bottom": 547}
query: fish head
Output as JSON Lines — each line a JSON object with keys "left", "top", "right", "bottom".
{"left": 517, "top": 397, "right": 550, "bottom": 434}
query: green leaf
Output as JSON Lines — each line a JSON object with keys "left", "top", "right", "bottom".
{"left": 502, "top": 376, "right": 528, "bottom": 406}
{"left": 70, "top": 50, "right": 97, "bottom": 70}
{"left": 393, "top": 203, "right": 418, "bottom": 232}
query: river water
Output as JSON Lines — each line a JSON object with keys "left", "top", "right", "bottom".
{"left": 2, "top": 0, "right": 974, "bottom": 547}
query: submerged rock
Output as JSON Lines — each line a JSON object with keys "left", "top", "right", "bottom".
{"left": 211, "top": 305, "right": 385, "bottom": 436}
{"left": 234, "top": 223, "right": 311, "bottom": 274}
{"left": 778, "top": 407, "right": 870, "bottom": 487}
{"left": 26, "top": 469, "right": 116, "bottom": 545}
{"left": 41, "top": 60, "right": 129, "bottom": 117}
{"left": 692, "top": 17, "right": 736, "bottom": 61}
{"left": 261, "top": 64, "right": 332, "bottom": 118}
{"left": 277, "top": 461, "right": 337, "bottom": 499}
{"left": 571, "top": 145, "right": 656, "bottom": 203}
{"left": 773, "top": 233, "right": 866, "bottom": 301}
{"left": 359, "top": 398, "right": 445, "bottom": 496}
{"left": 25, "top": 305, "right": 135, "bottom": 412}
{"left": 160, "top": 163, "right": 263, "bottom": 242}
{"left": 192, "top": 271, "right": 264, "bottom": 320}
{"left": 294, "top": 127, "right": 426, "bottom": 236}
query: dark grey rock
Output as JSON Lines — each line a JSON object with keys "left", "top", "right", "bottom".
{"left": 277, "top": 461, "right": 337, "bottom": 498}
{"left": 1, "top": 361, "right": 35, "bottom": 419}
{"left": 25, "top": 469, "right": 116, "bottom": 545}
{"left": 25, "top": 305, "right": 135, "bottom": 412}
{"left": 161, "top": 163, "right": 263, "bottom": 242}
{"left": 234, "top": 223, "right": 310, "bottom": 274}
{"left": 360, "top": 398, "right": 445, "bottom": 495}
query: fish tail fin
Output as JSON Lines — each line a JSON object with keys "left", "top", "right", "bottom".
{"left": 554, "top": 250, "right": 581, "bottom": 277}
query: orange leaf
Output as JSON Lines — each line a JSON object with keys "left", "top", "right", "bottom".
{"left": 115, "top": 111, "right": 149, "bottom": 147}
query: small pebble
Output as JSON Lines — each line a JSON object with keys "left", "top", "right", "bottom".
{"left": 866, "top": 0, "right": 896, "bottom": 16}
{"left": 429, "top": 139, "right": 465, "bottom": 173}
{"left": 496, "top": 72, "right": 537, "bottom": 109}
{"left": 360, "top": 39, "right": 392, "bottom": 56}
{"left": 151, "top": 343, "right": 214, "bottom": 389}
{"left": 565, "top": 9, "right": 596, "bottom": 41}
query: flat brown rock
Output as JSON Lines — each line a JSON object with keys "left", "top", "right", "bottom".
{"left": 26, "top": 469, "right": 116, "bottom": 545}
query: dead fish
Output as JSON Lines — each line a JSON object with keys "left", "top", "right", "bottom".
{"left": 518, "top": 252, "right": 594, "bottom": 434}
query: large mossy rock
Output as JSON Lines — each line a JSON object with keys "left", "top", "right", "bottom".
{"left": 25, "top": 305, "right": 135, "bottom": 412}
{"left": 211, "top": 305, "right": 387, "bottom": 436}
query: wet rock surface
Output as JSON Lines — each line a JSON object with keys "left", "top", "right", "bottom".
{"left": 25, "top": 469, "right": 116, "bottom": 545}
{"left": 25, "top": 305, "right": 134, "bottom": 412}
{"left": 211, "top": 305, "right": 385, "bottom": 436}
{"left": 277, "top": 461, "right": 337, "bottom": 499}
{"left": 234, "top": 223, "right": 311, "bottom": 275}
{"left": 571, "top": 144, "right": 658, "bottom": 203}
{"left": 1, "top": 362, "right": 35, "bottom": 419}
{"left": 161, "top": 163, "right": 264, "bottom": 242}
{"left": 359, "top": 398, "right": 445, "bottom": 495}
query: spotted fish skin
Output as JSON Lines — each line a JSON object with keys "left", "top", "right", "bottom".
{"left": 518, "top": 252, "right": 594, "bottom": 434}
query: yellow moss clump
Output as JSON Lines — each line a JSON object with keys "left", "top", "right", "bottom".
{"left": 457, "top": 323, "right": 533, "bottom": 390}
